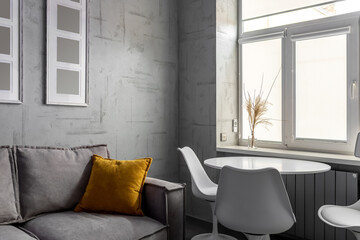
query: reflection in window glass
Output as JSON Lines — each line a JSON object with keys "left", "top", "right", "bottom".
{"left": 295, "top": 34, "right": 347, "bottom": 141}
{"left": 242, "top": 38, "right": 282, "bottom": 142}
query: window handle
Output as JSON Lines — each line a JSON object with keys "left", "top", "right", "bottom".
{"left": 351, "top": 81, "right": 357, "bottom": 99}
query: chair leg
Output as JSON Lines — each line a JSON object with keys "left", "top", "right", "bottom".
{"left": 190, "top": 202, "right": 237, "bottom": 240}
{"left": 209, "top": 202, "right": 219, "bottom": 235}
{"left": 243, "top": 233, "right": 270, "bottom": 240}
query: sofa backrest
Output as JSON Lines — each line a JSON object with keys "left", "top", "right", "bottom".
{"left": 0, "top": 146, "right": 20, "bottom": 224}
{"left": 15, "top": 144, "right": 109, "bottom": 221}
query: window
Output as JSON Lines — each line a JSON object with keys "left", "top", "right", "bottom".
{"left": 294, "top": 34, "right": 347, "bottom": 141}
{"left": 242, "top": 0, "right": 360, "bottom": 32}
{"left": 242, "top": 38, "right": 282, "bottom": 142}
{"left": 239, "top": 1, "right": 360, "bottom": 154}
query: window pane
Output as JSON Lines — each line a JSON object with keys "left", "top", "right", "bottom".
{"left": 242, "top": 38, "right": 282, "bottom": 142}
{"left": 295, "top": 34, "right": 347, "bottom": 141}
{"left": 242, "top": 0, "right": 340, "bottom": 20}
{"left": 243, "top": 0, "right": 360, "bottom": 32}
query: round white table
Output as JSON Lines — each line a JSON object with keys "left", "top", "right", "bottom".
{"left": 204, "top": 156, "right": 331, "bottom": 174}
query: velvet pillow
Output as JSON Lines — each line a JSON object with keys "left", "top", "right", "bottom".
{"left": 74, "top": 154, "right": 152, "bottom": 216}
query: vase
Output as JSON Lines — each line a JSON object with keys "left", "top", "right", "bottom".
{"left": 248, "top": 135, "right": 257, "bottom": 149}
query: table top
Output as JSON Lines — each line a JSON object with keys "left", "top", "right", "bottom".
{"left": 204, "top": 156, "right": 331, "bottom": 174}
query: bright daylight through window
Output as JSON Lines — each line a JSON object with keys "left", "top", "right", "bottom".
{"left": 240, "top": 0, "right": 360, "bottom": 154}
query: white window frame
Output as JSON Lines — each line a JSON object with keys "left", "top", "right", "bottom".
{"left": 239, "top": 13, "right": 360, "bottom": 154}
{"left": 46, "top": 0, "right": 87, "bottom": 106}
{"left": 0, "top": 0, "right": 21, "bottom": 104}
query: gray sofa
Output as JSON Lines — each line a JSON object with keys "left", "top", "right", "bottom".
{"left": 0, "top": 145, "right": 185, "bottom": 240}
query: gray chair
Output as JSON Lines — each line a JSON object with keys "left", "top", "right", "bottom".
{"left": 318, "top": 200, "right": 360, "bottom": 239}
{"left": 178, "top": 147, "right": 236, "bottom": 240}
{"left": 215, "top": 166, "right": 296, "bottom": 240}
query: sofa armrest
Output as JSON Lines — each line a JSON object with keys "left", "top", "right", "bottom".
{"left": 142, "top": 177, "right": 186, "bottom": 240}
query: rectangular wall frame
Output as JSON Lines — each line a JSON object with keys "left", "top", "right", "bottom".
{"left": 47, "top": 0, "right": 88, "bottom": 106}
{"left": 0, "top": 0, "right": 21, "bottom": 104}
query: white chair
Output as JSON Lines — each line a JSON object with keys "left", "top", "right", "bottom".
{"left": 215, "top": 166, "right": 296, "bottom": 240}
{"left": 318, "top": 200, "right": 360, "bottom": 239}
{"left": 178, "top": 147, "right": 236, "bottom": 240}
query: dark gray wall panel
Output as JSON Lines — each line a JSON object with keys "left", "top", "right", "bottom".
{"left": 315, "top": 173, "right": 325, "bottom": 240}
{"left": 283, "top": 170, "right": 358, "bottom": 240}
{"left": 335, "top": 171, "right": 347, "bottom": 240}
{"left": 305, "top": 174, "right": 315, "bottom": 240}
{"left": 347, "top": 172, "right": 358, "bottom": 240}
{"left": 295, "top": 175, "right": 305, "bottom": 238}
{"left": 324, "top": 171, "right": 336, "bottom": 240}
{"left": 286, "top": 175, "right": 296, "bottom": 235}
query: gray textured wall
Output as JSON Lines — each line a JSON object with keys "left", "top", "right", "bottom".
{"left": 179, "top": 0, "right": 217, "bottom": 221}
{"left": 0, "top": 0, "right": 179, "bottom": 181}
{"left": 179, "top": 0, "right": 237, "bottom": 221}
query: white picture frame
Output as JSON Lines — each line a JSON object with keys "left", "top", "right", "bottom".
{"left": 46, "top": 0, "right": 88, "bottom": 106}
{"left": 0, "top": 0, "right": 21, "bottom": 104}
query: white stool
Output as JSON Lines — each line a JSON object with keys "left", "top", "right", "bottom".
{"left": 178, "top": 147, "right": 237, "bottom": 240}
{"left": 318, "top": 200, "right": 360, "bottom": 240}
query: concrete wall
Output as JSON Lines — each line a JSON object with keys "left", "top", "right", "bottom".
{"left": 216, "top": 0, "right": 238, "bottom": 147}
{"left": 0, "top": 0, "right": 179, "bottom": 182}
{"left": 179, "top": 0, "right": 217, "bottom": 221}
{"left": 179, "top": 0, "right": 237, "bottom": 221}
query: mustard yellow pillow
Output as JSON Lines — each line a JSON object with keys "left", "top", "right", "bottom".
{"left": 74, "top": 154, "right": 152, "bottom": 216}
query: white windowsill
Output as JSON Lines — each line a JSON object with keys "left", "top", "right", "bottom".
{"left": 216, "top": 145, "right": 360, "bottom": 166}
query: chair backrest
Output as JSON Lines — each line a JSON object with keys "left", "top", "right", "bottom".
{"left": 215, "top": 166, "right": 296, "bottom": 235}
{"left": 177, "top": 147, "right": 216, "bottom": 199}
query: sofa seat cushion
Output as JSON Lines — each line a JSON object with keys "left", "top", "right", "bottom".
{"left": 15, "top": 145, "right": 109, "bottom": 220}
{"left": 0, "top": 225, "right": 38, "bottom": 240}
{"left": 0, "top": 146, "right": 20, "bottom": 224}
{"left": 141, "top": 228, "right": 167, "bottom": 240}
{"left": 21, "top": 211, "right": 167, "bottom": 240}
